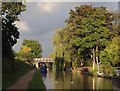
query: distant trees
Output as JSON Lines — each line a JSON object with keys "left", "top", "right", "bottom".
{"left": 50, "top": 5, "right": 119, "bottom": 70}
{"left": 22, "top": 39, "right": 43, "bottom": 58}
{"left": 15, "top": 39, "right": 43, "bottom": 61}
{"left": 20, "top": 46, "right": 31, "bottom": 53}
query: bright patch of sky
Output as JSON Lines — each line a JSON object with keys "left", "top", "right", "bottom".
{"left": 13, "top": 1, "right": 119, "bottom": 58}
{"left": 14, "top": 21, "right": 29, "bottom": 31}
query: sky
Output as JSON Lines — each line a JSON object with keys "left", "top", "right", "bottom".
{"left": 13, "top": 1, "right": 119, "bottom": 58}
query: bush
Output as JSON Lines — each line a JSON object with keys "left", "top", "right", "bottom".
{"left": 90, "top": 70, "right": 98, "bottom": 74}
{"left": 103, "top": 67, "right": 120, "bottom": 76}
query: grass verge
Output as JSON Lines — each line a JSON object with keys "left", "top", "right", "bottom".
{"left": 27, "top": 70, "right": 46, "bottom": 90}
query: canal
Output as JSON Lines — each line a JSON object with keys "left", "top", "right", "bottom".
{"left": 41, "top": 69, "right": 120, "bottom": 90}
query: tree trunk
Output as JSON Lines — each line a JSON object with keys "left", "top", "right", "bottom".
{"left": 89, "top": 49, "right": 93, "bottom": 69}
{"left": 96, "top": 45, "right": 99, "bottom": 64}
{"left": 89, "top": 49, "right": 93, "bottom": 59}
{"left": 93, "top": 48, "right": 95, "bottom": 70}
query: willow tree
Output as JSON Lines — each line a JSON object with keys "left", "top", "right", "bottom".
{"left": 58, "top": 27, "right": 79, "bottom": 68}
{"left": 52, "top": 29, "right": 65, "bottom": 70}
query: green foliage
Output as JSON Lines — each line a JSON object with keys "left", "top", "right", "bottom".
{"left": 49, "top": 51, "right": 55, "bottom": 59}
{"left": 15, "top": 51, "right": 35, "bottom": 61}
{"left": 22, "top": 39, "right": 43, "bottom": 58}
{"left": 50, "top": 4, "right": 119, "bottom": 71}
{"left": 27, "top": 70, "right": 46, "bottom": 90}
{"left": 104, "top": 68, "right": 114, "bottom": 75}
{"left": 20, "top": 46, "right": 31, "bottom": 53}
{"left": 50, "top": 29, "right": 66, "bottom": 70}
{"left": 1, "top": 2, "right": 26, "bottom": 55}
{"left": 1, "top": 2, "right": 26, "bottom": 21}
{"left": 100, "top": 50, "right": 111, "bottom": 67}
{"left": 15, "top": 39, "right": 42, "bottom": 62}
{"left": 90, "top": 70, "right": 98, "bottom": 75}
{"left": 52, "top": 63, "right": 56, "bottom": 71}
{"left": 100, "top": 36, "right": 120, "bottom": 66}
{"left": 65, "top": 5, "right": 113, "bottom": 65}
{"left": 1, "top": 2, "right": 29, "bottom": 89}
{"left": 102, "top": 67, "right": 120, "bottom": 76}
{"left": 103, "top": 67, "right": 120, "bottom": 75}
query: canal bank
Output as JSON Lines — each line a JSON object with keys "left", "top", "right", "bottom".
{"left": 71, "top": 67, "right": 120, "bottom": 80}
{"left": 76, "top": 71, "right": 120, "bottom": 80}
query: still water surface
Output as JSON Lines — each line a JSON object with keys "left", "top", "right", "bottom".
{"left": 41, "top": 69, "right": 120, "bottom": 90}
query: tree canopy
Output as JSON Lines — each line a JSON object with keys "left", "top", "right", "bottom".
{"left": 50, "top": 5, "right": 120, "bottom": 70}
{"left": 20, "top": 46, "right": 31, "bottom": 53}
{"left": 100, "top": 36, "right": 120, "bottom": 67}
{"left": 22, "top": 39, "right": 43, "bottom": 58}
{"left": 1, "top": 2, "right": 26, "bottom": 55}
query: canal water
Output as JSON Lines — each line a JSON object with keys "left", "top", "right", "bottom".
{"left": 41, "top": 69, "right": 120, "bottom": 90}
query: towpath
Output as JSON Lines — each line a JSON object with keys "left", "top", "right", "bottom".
{"left": 7, "top": 70, "right": 35, "bottom": 89}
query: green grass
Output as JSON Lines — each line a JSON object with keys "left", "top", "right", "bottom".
{"left": 27, "top": 70, "right": 46, "bottom": 90}
{"left": 89, "top": 70, "right": 98, "bottom": 75}
{"left": 2, "top": 56, "right": 34, "bottom": 89}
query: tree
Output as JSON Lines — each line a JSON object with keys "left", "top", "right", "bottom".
{"left": 2, "top": 2, "right": 27, "bottom": 89}
{"left": 65, "top": 5, "right": 114, "bottom": 70}
{"left": 100, "top": 36, "right": 120, "bottom": 67}
{"left": 20, "top": 46, "right": 31, "bottom": 53}
{"left": 49, "top": 51, "right": 55, "bottom": 59}
{"left": 1, "top": 2, "right": 26, "bottom": 55}
{"left": 52, "top": 29, "right": 64, "bottom": 70}
{"left": 15, "top": 40, "right": 42, "bottom": 61}
{"left": 22, "top": 39, "right": 43, "bottom": 58}
{"left": 50, "top": 5, "right": 119, "bottom": 71}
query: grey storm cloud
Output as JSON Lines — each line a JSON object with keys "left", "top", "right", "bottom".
{"left": 13, "top": 2, "right": 118, "bottom": 58}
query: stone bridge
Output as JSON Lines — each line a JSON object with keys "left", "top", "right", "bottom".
{"left": 32, "top": 58, "right": 55, "bottom": 68}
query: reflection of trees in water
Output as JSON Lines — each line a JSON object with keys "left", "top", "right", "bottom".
{"left": 80, "top": 73, "right": 83, "bottom": 88}
{"left": 70, "top": 72, "right": 73, "bottom": 83}
{"left": 82, "top": 74, "right": 90, "bottom": 89}
{"left": 41, "top": 72, "right": 47, "bottom": 77}
{"left": 87, "top": 75, "right": 92, "bottom": 89}
{"left": 49, "top": 71, "right": 119, "bottom": 89}
{"left": 54, "top": 71, "right": 72, "bottom": 89}
{"left": 92, "top": 77, "right": 113, "bottom": 89}
{"left": 54, "top": 71, "right": 63, "bottom": 89}
{"left": 70, "top": 73, "right": 91, "bottom": 89}
{"left": 112, "top": 79, "right": 120, "bottom": 90}
{"left": 69, "top": 72, "right": 92, "bottom": 89}
{"left": 70, "top": 72, "right": 73, "bottom": 89}
{"left": 55, "top": 71, "right": 59, "bottom": 82}
{"left": 63, "top": 71, "right": 65, "bottom": 82}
